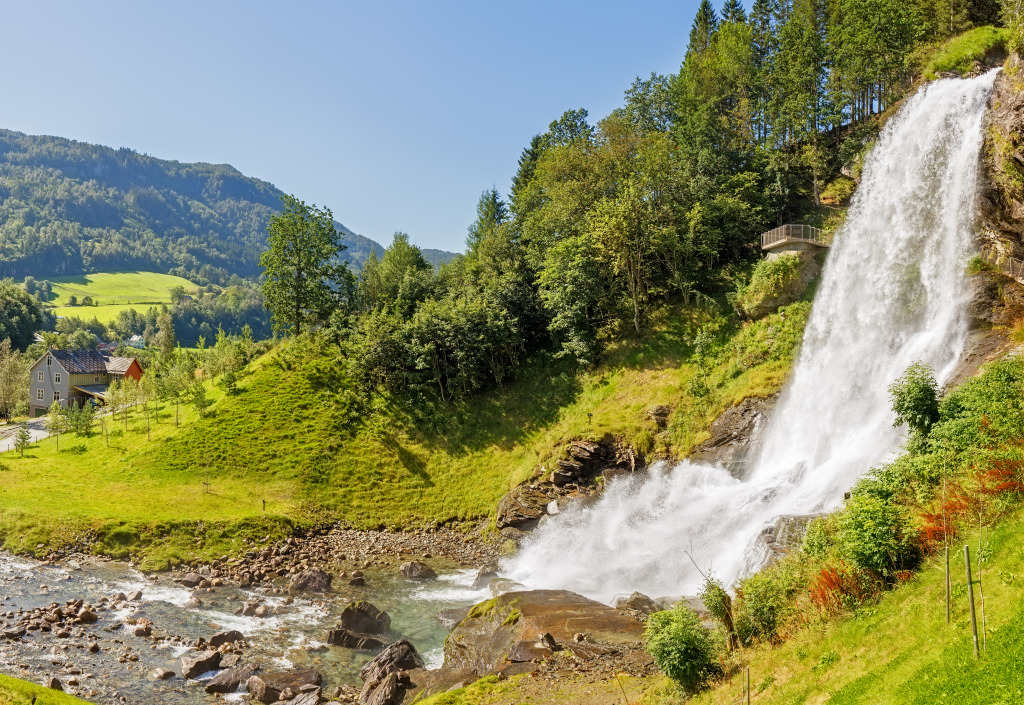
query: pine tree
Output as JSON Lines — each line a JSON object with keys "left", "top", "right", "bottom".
{"left": 721, "top": 0, "right": 748, "bottom": 23}
{"left": 14, "top": 422, "right": 31, "bottom": 457}
{"left": 689, "top": 0, "right": 720, "bottom": 54}
{"left": 466, "top": 188, "right": 508, "bottom": 253}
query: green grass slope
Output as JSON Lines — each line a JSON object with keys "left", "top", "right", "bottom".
{"left": 686, "top": 510, "right": 1024, "bottom": 705}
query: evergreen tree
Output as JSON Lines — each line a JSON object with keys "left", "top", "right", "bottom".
{"left": 259, "top": 194, "right": 355, "bottom": 336}
{"left": 689, "top": 0, "right": 720, "bottom": 54}
{"left": 14, "top": 422, "right": 31, "bottom": 457}
{"left": 721, "top": 0, "right": 748, "bottom": 23}
{"left": 466, "top": 188, "right": 508, "bottom": 253}
{"left": 46, "top": 401, "right": 67, "bottom": 450}
{"left": 510, "top": 134, "right": 545, "bottom": 215}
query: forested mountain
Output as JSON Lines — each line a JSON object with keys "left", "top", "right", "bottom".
{"left": 0, "top": 129, "right": 453, "bottom": 284}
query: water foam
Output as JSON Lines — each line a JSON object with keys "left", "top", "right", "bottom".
{"left": 504, "top": 70, "right": 1000, "bottom": 603}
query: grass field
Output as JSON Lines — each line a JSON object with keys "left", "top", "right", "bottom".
{"left": 44, "top": 271, "right": 198, "bottom": 323}
{"left": 0, "top": 300, "right": 807, "bottom": 569}
{"left": 0, "top": 674, "right": 88, "bottom": 705}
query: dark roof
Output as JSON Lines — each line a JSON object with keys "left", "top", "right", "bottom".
{"left": 46, "top": 350, "right": 139, "bottom": 376}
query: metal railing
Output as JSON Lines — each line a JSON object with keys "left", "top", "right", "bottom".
{"left": 761, "top": 224, "right": 833, "bottom": 249}
{"left": 980, "top": 245, "right": 1024, "bottom": 285}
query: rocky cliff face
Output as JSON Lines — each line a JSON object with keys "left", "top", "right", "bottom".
{"left": 980, "top": 54, "right": 1024, "bottom": 257}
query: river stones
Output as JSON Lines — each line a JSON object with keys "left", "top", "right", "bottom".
{"left": 288, "top": 567, "right": 333, "bottom": 593}
{"left": 77, "top": 609, "right": 98, "bottom": 624}
{"left": 246, "top": 669, "right": 322, "bottom": 704}
{"left": 399, "top": 560, "right": 437, "bottom": 580}
{"left": 339, "top": 601, "right": 390, "bottom": 634}
{"left": 209, "top": 629, "right": 244, "bottom": 647}
{"left": 45, "top": 676, "right": 63, "bottom": 690}
{"left": 148, "top": 667, "right": 175, "bottom": 681}
{"left": 181, "top": 649, "right": 221, "bottom": 679}
{"left": 205, "top": 664, "right": 258, "bottom": 694}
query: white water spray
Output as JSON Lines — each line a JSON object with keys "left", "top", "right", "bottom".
{"left": 504, "top": 71, "right": 1000, "bottom": 603}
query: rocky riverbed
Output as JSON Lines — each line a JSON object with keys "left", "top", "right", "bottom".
{"left": 0, "top": 547, "right": 495, "bottom": 704}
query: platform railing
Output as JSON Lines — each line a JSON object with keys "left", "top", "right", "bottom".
{"left": 980, "top": 245, "right": 1024, "bottom": 285}
{"left": 761, "top": 224, "right": 833, "bottom": 249}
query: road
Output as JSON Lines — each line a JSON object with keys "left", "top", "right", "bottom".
{"left": 0, "top": 417, "right": 49, "bottom": 452}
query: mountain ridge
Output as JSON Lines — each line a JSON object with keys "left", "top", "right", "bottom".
{"left": 0, "top": 127, "right": 456, "bottom": 283}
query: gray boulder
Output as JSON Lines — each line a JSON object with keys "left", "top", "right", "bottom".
{"left": 399, "top": 561, "right": 437, "bottom": 580}
{"left": 205, "top": 664, "right": 258, "bottom": 694}
{"left": 340, "top": 601, "right": 390, "bottom": 635}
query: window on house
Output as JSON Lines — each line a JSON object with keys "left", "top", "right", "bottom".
{"left": 46, "top": 355, "right": 52, "bottom": 366}
{"left": 53, "top": 391, "right": 60, "bottom": 401}
{"left": 54, "top": 373, "right": 61, "bottom": 384}
{"left": 94, "top": 375, "right": 100, "bottom": 383}
{"left": 37, "top": 371, "right": 43, "bottom": 382}
{"left": 36, "top": 389, "right": 43, "bottom": 400}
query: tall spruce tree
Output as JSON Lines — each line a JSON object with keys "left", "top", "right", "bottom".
{"left": 689, "top": 0, "right": 720, "bottom": 54}
{"left": 466, "top": 188, "right": 508, "bottom": 253}
{"left": 721, "top": 0, "right": 748, "bottom": 23}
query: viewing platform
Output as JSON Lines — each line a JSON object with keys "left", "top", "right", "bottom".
{"left": 761, "top": 224, "right": 832, "bottom": 259}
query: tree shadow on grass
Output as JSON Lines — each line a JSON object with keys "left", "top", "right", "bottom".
{"left": 58, "top": 444, "right": 88, "bottom": 455}
{"left": 382, "top": 437, "right": 433, "bottom": 486}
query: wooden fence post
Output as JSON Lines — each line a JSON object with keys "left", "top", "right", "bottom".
{"left": 964, "top": 544, "right": 979, "bottom": 659}
{"left": 746, "top": 667, "right": 751, "bottom": 705}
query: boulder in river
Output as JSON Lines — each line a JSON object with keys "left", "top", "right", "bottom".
{"left": 399, "top": 560, "right": 437, "bottom": 580}
{"left": 205, "top": 664, "right": 258, "bottom": 694}
{"left": 325, "top": 628, "right": 385, "bottom": 651}
{"left": 45, "top": 676, "right": 63, "bottom": 690}
{"left": 181, "top": 649, "right": 221, "bottom": 679}
{"left": 246, "top": 669, "right": 322, "bottom": 704}
{"left": 180, "top": 573, "right": 203, "bottom": 588}
{"left": 148, "top": 667, "right": 175, "bottom": 681}
{"left": 339, "top": 601, "right": 391, "bottom": 635}
{"left": 359, "top": 640, "right": 424, "bottom": 704}
{"left": 209, "top": 629, "right": 244, "bottom": 647}
{"left": 288, "top": 567, "right": 333, "bottom": 593}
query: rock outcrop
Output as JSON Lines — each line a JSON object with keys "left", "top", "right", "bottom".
{"left": 359, "top": 640, "right": 424, "bottom": 705}
{"left": 688, "top": 395, "right": 777, "bottom": 478}
{"left": 442, "top": 590, "right": 648, "bottom": 679}
{"left": 980, "top": 54, "right": 1024, "bottom": 257}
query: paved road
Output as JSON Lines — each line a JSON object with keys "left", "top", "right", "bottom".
{"left": 0, "top": 417, "right": 49, "bottom": 452}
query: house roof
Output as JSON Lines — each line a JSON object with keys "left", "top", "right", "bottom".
{"left": 43, "top": 350, "right": 139, "bottom": 376}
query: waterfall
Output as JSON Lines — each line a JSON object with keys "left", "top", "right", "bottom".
{"left": 503, "top": 70, "right": 1000, "bottom": 604}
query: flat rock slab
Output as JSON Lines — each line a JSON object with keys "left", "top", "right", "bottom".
{"left": 443, "top": 589, "right": 644, "bottom": 676}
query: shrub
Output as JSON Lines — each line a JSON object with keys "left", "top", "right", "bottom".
{"left": 839, "top": 493, "right": 918, "bottom": 578}
{"left": 808, "top": 561, "right": 878, "bottom": 615}
{"left": 644, "top": 604, "right": 722, "bottom": 692}
{"left": 732, "top": 254, "right": 805, "bottom": 320}
{"left": 889, "top": 361, "right": 939, "bottom": 439}
{"left": 734, "top": 560, "right": 801, "bottom": 644}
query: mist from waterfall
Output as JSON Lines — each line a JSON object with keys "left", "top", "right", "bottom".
{"left": 503, "top": 70, "right": 1000, "bottom": 604}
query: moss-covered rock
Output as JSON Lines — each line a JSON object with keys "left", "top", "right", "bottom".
{"left": 732, "top": 252, "right": 821, "bottom": 320}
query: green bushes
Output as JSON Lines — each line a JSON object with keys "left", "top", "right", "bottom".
{"left": 734, "top": 559, "right": 802, "bottom": 644}
{"left": 645, "top": 604, "right": 722, "bottom": 692}
{"left": 888, "top": 361, "right": 940, "bottom": 439}
{"left": 839, "top": 493, "right": 919, "bottom": 577}
{"left": 731, "top": 254, "right": 807, "bottom": 320}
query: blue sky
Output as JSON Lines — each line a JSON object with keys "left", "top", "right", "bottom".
{"left": 2, "top": 1, "right": 713, "bottom": 253}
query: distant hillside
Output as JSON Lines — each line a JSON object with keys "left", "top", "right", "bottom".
{"left": 0, "top": 129, "right": 454, "bottom": 283}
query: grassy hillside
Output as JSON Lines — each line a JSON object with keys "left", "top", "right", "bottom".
{"left": 0, "top": 298, "right": 809, "bottom": 569}
{"left": 682, "top": 510, "right": 1024, "bottom": 705}
{"left": 47, "top": 271, "right": 199, "bottom": 323}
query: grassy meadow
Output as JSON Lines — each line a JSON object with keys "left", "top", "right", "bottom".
{"left": 45, "top": 271, "right": 198, "bottom": 323}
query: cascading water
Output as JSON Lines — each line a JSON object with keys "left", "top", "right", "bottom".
{"left": 504, "top": 70, "right": 1000, "bottom": 604}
